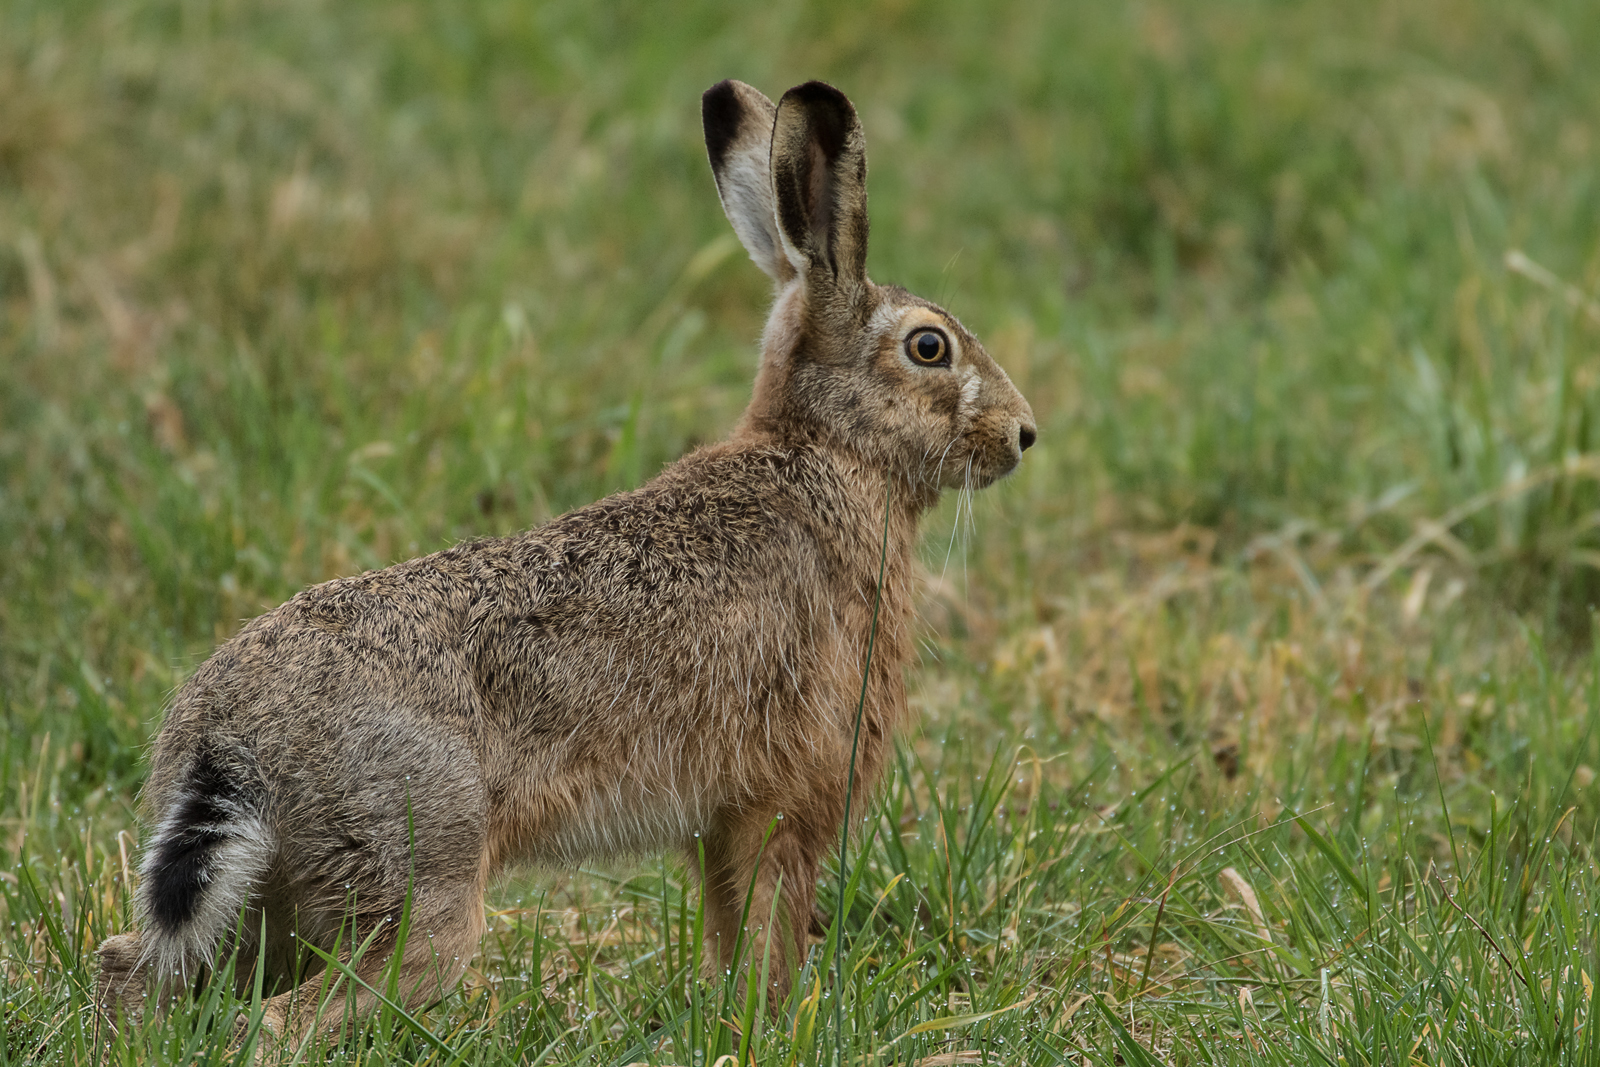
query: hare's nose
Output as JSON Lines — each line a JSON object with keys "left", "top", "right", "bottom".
{"left": 1018, "top": 423, "right": 1037, "bottom": 452}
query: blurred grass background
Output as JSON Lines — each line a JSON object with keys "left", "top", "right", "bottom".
{"left": 5, "top": 0, "right": 1600, "bottom": 1062}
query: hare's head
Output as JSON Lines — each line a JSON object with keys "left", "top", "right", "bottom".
{"left": 703, "top": 80, "right": 1036, "bottom": 501}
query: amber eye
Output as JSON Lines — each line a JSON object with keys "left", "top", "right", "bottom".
{"left": 906, "top": 328, "right": 950, "bottom": 367}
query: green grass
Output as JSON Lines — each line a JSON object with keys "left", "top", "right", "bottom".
{"left": 5, "top": 0, "right": 1600, "bottom": 1062}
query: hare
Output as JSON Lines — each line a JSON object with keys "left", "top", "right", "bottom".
{"left": 96, "top": 79, "right": 1035, "bottom": 1046}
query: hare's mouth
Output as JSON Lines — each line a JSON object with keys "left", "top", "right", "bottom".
{"left": 971, "top": 457, "right": 1019, "bottom": 489}
{"left": 975, "top": 434, "right": 1029, "bottom": 486}
{"left": 935, "top": 443, "right": 1018, "bottom": 491}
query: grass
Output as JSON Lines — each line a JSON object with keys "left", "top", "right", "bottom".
{"left": 4, "top": 0, "right": 1600, "bottom": 1062}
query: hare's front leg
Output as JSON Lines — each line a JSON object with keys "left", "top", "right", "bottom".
{"left": 697, "top": 804, "right": 828, "bottom": 1005}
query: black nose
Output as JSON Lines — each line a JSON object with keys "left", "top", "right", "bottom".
{"left": 1018, "top": 424, "right": 1037, "bottom": 452}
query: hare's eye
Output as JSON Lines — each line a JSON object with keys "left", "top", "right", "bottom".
{"left": 906, "top": 329, "right": 950, "bottom": 367}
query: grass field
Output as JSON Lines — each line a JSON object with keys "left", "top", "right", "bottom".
{"left": 5, "top": 0, "right": 1600, "bottom": 1062}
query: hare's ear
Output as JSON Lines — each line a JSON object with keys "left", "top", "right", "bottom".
{"left": 770, "top": 81, "right": 868, "bottom": 302}
{"left": 703, "top": 80, "right": 794, "bottom": 285}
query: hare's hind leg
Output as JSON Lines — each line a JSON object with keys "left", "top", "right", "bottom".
{"left": 248, "top": 712, "right": 493, "bottom": 1053}
{"left": 95, "top": 931, "right": 149, "bottom": 1038}
{"left": 258, "top": 876, "right": 488, "bottom": 1051}
{"left": 697, "top": 805, "right": 825, "bottom": 1005}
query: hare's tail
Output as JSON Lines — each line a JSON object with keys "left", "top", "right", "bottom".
{"left": 135, "top": 750, "right": 273, "bottom": 985}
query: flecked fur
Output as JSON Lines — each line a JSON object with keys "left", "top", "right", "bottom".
{"left": 95, "top": 79, "right": 1036, "bottom": 1049}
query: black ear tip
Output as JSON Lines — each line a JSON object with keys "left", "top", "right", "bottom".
{"left": 778, "top": 80, "right": 857, "bottom": 158}
{"left": 703, "top": 79, "right": 738, "bottom": 110}
{"left": 783, "top": 80, "right": 853, "bottom": 112}
{"left": 702, "top": 80, "right": 744, "bottom": 171}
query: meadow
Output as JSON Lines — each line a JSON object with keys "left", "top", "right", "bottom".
{"left": 4, "top": 0, "right": 1600, "bottom": 1062}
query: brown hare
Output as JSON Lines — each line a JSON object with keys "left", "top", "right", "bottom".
{"left": 96, "top": 78, "right": 1035, "bottom": 1047}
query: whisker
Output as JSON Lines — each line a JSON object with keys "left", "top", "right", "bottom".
{"left": 936, "top": 435, "right": 967, "bottom": 583}
{"left": 958, "top": 454, "right": 977, "bottom": 599}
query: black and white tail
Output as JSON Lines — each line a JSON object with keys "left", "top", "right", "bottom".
{"left": 135, "top": 750, "right": 274, "bottom": 985}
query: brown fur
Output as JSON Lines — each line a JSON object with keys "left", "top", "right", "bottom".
{"left": 95, "top": 79, "right": 1035, "bottom": 1049}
